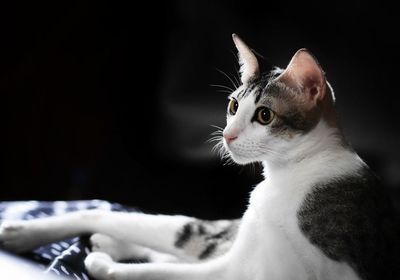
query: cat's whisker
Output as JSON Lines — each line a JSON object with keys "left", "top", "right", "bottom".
{"left": 210, "top": 139, "right": 236, "bottom": 166}
{"left": 210, "top": 84, "right": 235, "bottom": 92}
{"left": 216, "top": 68, "right": 239, "bottom": 89}
{"left": 212, "top": 141, "right": 225, "bottom": 155}
{"left": 239, "top": 162, "right": 259, "bottom": 176}
{"left": 249, "top": 162, "right": 260, "bottom": 175}
{"left": 208, "top": 125, "right": 224, "bottom": 140}
{"left": 209, "top": 124, "right": 224, "bottom": 130}
{"left": 217, "top": 90, "right": 234, "bottom": 94}
{"left": 230, "top": 50, "right": 240, "bottom": 65}
{"left": 210, "top": 130, "right": 223, "bottom": 135}
{"left": 222, "top": 154, "right": 236, "bottom": 167}
{"left": 208, "top": 134, "right": 222, "bottom": 140}
{"left": 220, "top": 151, "right": 233, "bottom": 164}
{"left": 207, "top": 137, "right": 223, "bottom": 144}
{"left": 222, "top": 157, "right": 236, "bottom": 167}
{"left": 209, "top": 131, "right": 223, "bottom": 137}
{"left": 209, "top": 132, "right": 222, "bottom": 138}
{"left": 232, "top": 65, "right": 241, "bottom": 87}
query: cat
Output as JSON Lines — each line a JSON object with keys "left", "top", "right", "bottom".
{"left": 1, "top": 34, "right": 399, "bottom": 280}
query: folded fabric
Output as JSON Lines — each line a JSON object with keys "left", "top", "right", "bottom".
{"left": 0, "top": 200, "right": 138, "bottom": 280}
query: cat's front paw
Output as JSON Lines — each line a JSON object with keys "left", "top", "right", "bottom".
{"left": 90, "top": 233, "right": 124, "bottom": 260}
{"left": 85, "top": 252, "right": 118, "bottom": 280}
{"left": 0, "top": 220, "right": 38, "bottom": 253}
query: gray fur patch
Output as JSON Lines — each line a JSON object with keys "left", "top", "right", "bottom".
{"left": 174, "top": 223, "right": 194, "bottom": 248}
{"left": 297, "top": 167, "right": 400, "bottom": 279}
{"left": 174, "top": 219, "right": 240, "bottom": 260}
{"left": 236, "top": 70, "right": 320, "bottom": 137}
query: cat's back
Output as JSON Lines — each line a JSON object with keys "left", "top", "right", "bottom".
{"left": 298, "top": 166, "right": 400, "bottom": 280}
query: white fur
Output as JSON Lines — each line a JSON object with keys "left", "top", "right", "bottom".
{"left": 0, "top": 70, "right": 364, "bottom": 280}
{"left": 241, "top": 140, "right": 363, "bottom": 280}
{"left": 0, "top": 114, "right": 364, "bottom": 280}
{"left": 220, "top": 86, "right": 363, "bottom": 279}
{"left": 221, "top": 117, "right": 364, "bottom": 279}
{"left": 232, "top": 34, "right": 260, "bottom": 85}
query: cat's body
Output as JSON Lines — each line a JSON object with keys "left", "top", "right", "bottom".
{"left": 0, "top": 34, "right": 398, "bottom": 280}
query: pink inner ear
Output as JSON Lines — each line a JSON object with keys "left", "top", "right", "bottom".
{"left": 310, "top": 86, "right": 318, "bottom": 97}
{"left": 276, "top": 49, "right": 326, "bottom": 102}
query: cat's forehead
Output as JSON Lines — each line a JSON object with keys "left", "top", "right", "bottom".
{"left": 231, "top": 69, "right": 292, "bottom": 109}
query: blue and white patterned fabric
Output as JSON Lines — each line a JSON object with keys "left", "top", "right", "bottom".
{"left": 0, "top": 200, "right": 137, "bottom": 279}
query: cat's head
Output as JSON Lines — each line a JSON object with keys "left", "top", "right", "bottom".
{"left": 218, "top": 34, "right": 339, "bottom": 165}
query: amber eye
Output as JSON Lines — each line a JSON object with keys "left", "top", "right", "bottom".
{"left": 255, "top": 107, "right": 275, "bottom": 125}
{"left": 228, "top": 98, "right": 239, "bottom": 115}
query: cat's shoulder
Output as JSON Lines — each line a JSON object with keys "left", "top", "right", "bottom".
{"left": 299, "top": 166, "right": 387, "bottom": 218}
{"left": 297, "top": 165, "right": 400, "bottom": 278}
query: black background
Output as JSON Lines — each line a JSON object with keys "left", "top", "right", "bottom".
{"left": 2, "top": 1, "right": 400, "bottom": 219}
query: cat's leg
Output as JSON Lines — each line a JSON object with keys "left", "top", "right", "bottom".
{"left": 90, "top": 233, "right": 179, "bottom": 263}
{"left": 0, "top": 215, "right": 91, "bottom": 253}
{"left": 86, "top": 212, "right": 239, "bottom": 262}
{"left": 0, "top": 210, "right": 239, "bottom": 262}
{"left": 85, "top": 251, "right": 230, "bottom": 280}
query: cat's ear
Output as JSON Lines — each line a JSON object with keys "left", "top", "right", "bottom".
{"left": 276, "top": 49, "right": 326, "bottom": 106}
{"left": 232, "top": 34, "right": 260, "bottom": 85}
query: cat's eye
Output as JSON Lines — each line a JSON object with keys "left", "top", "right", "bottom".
{"left": 228, "top": 98, "right": 239, "bottom": 115}
{"left": 255, "top": 107, "right": 275, "bottom": 125}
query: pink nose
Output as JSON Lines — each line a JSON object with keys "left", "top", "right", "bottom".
{"left": 224, "top": 134, "right": 238, "bottom": 144}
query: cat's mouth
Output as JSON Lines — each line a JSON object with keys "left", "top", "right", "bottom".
{"left": 223, "top": 141, "right": 259, "bottom": 165}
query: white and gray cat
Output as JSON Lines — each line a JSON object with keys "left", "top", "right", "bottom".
{"left": 1, "top": 34, "right": 399, "bottom": 280}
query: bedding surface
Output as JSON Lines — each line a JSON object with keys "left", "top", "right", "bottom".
{"left": 0, "top": 200, "right": 138, "bottom": 279}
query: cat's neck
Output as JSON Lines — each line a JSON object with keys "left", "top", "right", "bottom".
{"left": 262, "top": 120, "right": 365, "bottom": 185}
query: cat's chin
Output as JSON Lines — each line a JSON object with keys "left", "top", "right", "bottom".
{"left": 228, "top": 153, "right": 256, "bottom": 165}
{"left": 224, "top": 145, "right": 259, "bottom": 165}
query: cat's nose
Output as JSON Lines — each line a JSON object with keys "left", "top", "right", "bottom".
{"left": 223, "top": 133, "right": 238, "bottom": 144}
